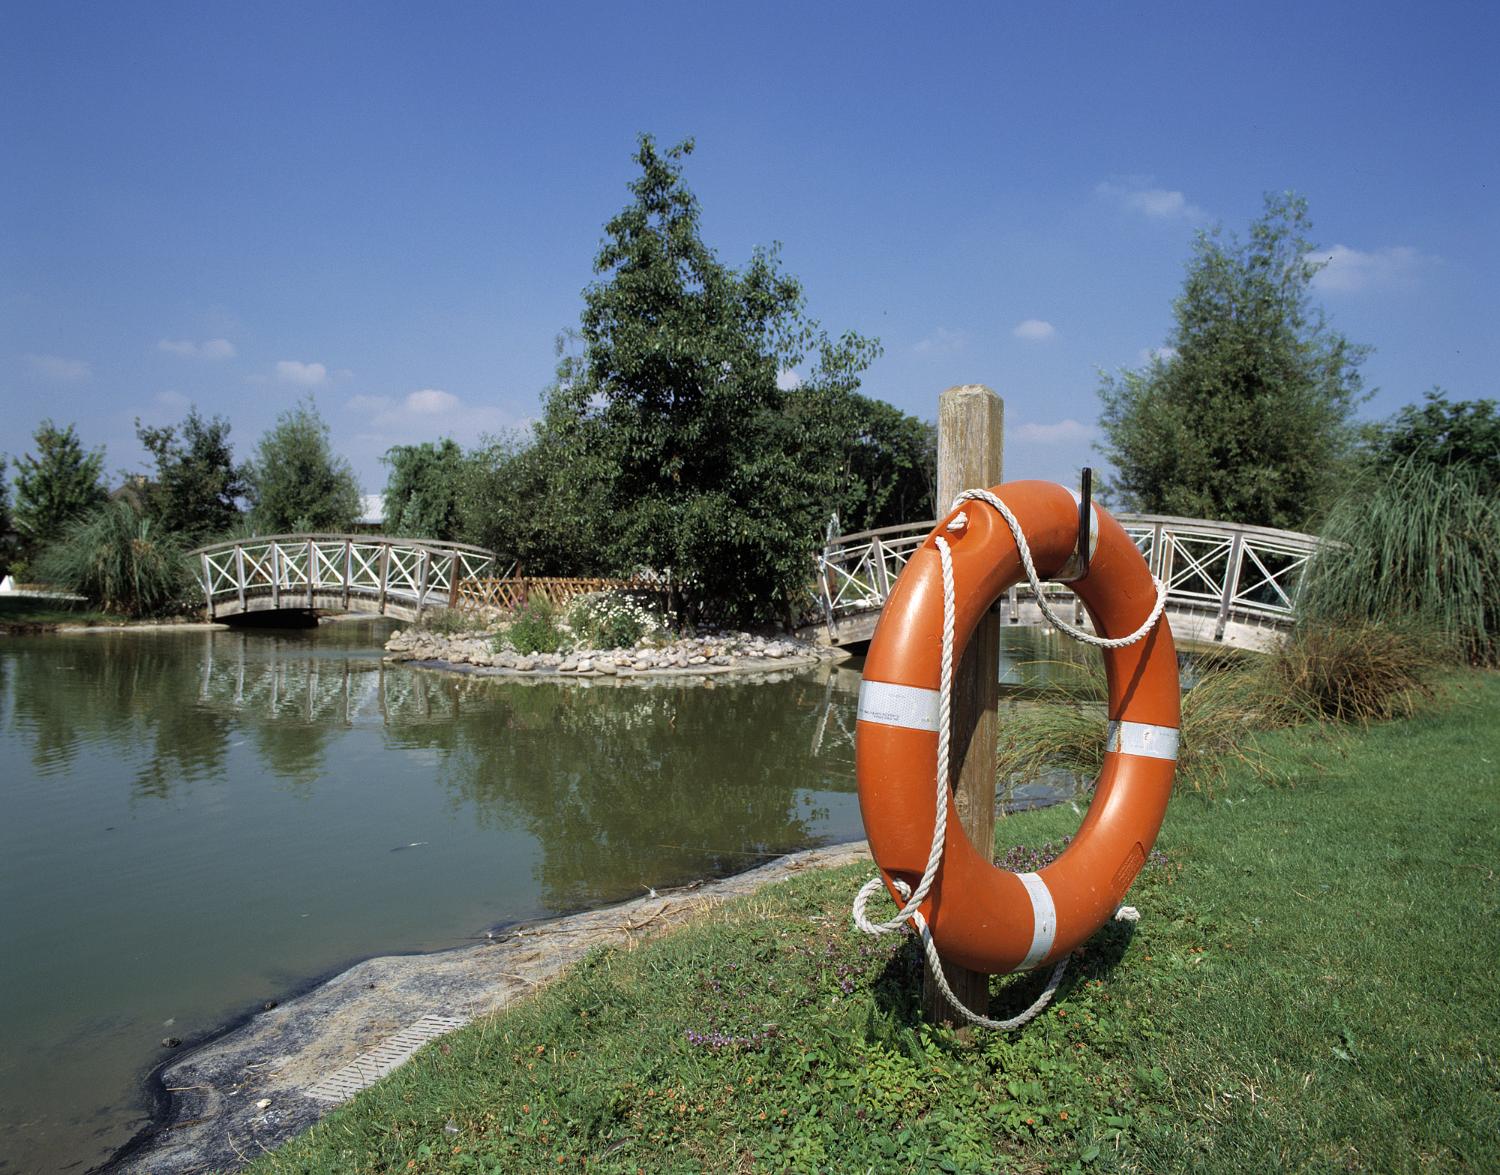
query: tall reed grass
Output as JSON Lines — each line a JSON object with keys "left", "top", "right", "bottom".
{"left": 36, "top": 500, "right": 197, "bottom": 617}
{"left": 1299, "top": 459, "right": 1500, "bottom": 665}
{"left": 996, "top": 618, "right": 1442, "bottom": 798}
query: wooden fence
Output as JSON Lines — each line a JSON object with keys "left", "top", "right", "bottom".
{"left": 454, "top": 576, "right": 666, "bottom": 614}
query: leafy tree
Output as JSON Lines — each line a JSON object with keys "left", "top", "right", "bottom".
{"left": 547, "top": 135, "right": 881, "bottom": 624}
{"left": 135, "top": 408, "right": 247, "bottom": 542}
{"left": 814, "top": 391, "right": 936, "bottom": 532}
{"left": 243, "top": 399, "right": 361, "bottom": 532}
{"left": 0, "top": 456, "right": 13, "bottom": 577}
{"left": 382, "top": 438, "right": 469, "bottom": 540}
{"left": 1363, "top": 389, "right": 1499, "bottom": 495}
{"left": 12, "top": 421, "right": 107, "bottom": 557}
{"left": 1097, "top": 193, "right": 1368, "bottom": 529}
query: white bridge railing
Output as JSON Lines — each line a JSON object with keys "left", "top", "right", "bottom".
{"left": 191, "top": 534, "right": 501, "bottom": 621}
{"left": 816, "top": 512, "right": 1323, "bottom": 645}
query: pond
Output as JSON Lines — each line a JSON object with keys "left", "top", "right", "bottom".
{"left": 0, "top": 621, "right": 1186, "bottom": 1172}
{"left": 0, "top": 622, "right": 870, "bottom": 1173}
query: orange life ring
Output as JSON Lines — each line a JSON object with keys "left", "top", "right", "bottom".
{"left": 856, "top": 479, "right": 1180, "bottom": 975}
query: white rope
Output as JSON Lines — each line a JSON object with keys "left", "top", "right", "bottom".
{"left": 849, "top": 489, "right": 1167, "bottom": 1030}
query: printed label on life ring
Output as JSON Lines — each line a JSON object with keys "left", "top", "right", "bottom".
{"left": 857, "top": 680, "right": 941, "bottom": 732}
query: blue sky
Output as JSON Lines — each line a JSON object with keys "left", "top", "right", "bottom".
{"left": 3, "top": 1, "right": 1496, "bottom": 500}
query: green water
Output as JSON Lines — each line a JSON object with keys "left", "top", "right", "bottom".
{"left": 0, "top": 623, "right": 865, "bottom": 1173}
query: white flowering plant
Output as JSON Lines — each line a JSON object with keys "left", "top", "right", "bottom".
{"left": 567, "top": 590, "right": 663, "bottom": 650}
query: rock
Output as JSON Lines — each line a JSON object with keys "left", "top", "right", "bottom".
{"left": 765, "top": 647, "right": 784, "bottom": 658}
{"left": 161, "top": 1037, "right": 181, "bottom": 1048}
{"left": 688, "top": 655, "right": 706, "bottom": 665}
{"left": 262, "top": 1000, "right": 277, "bottom": 1011}
{"left": 255, "top": 1098, "right": 272, "bottom": 1111}
{"left": 576, "top": 659, "right": 593, "bottom": 672}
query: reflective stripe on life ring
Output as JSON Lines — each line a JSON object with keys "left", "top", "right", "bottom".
{"left": 855, "top": 480, "right": 1181, "bottom": 975}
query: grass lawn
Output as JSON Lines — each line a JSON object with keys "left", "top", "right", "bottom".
{"left": 254, "top": 673, "right": 1500, "bottom": 1174}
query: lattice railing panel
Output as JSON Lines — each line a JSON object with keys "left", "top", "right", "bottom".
{"left": 813, "top": 511, "right": 1323, "bottom": 637}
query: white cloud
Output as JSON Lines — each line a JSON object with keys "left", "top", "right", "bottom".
{"left": 913, "top": 327, "right": 970, "bottom": 355}
{"left": 1014, "top": 419, "right": 1094, "bottom": 444}
{"left": 1308, "top": 244, "right": 1428, "bottom": 293}
{"left": 1096, "top": 177, "right": 1206, "bottom": 223}
{"left": 158, "top": 337, "right": 236, "bottom": 360}
{"left": 775, "top": 368, "right": 802, "bottom": 390}
{"left": 275, "top": 359, "right": 329, "bottom": 386}
{"left": 405, "top": 388, "right": 460, "bottom": 415}
{"left": 346, "top": 388, "right": 516, "bottom": 437}
{"left": 24, "top": 353, "right": 91, "bottom": 382}
{"left": 1012, "top": 319, "right": 1056, "bottom": 342}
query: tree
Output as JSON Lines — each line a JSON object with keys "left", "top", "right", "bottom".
{"left": 547, "top": 135, "right": 881, "bottom": 624}
{"left": 243, "top": 399, "right": 361, "bottom": 532}
{"left": 382, "top": 439, "right": 469, "bottom": 540}
{"left": 1096, "top": 193, "right": 1368, "bottom": 530}
{"left": 12, "top": 421, "right": 107, "bottom": 557}
{"left": 136, "top": 408, "right": 247, "bottom": 542}
{"left": 813, "top": 391, "right": 936, "bottom": 532}
{"left": 1363, "top": 389, "right": 1499, "bottom": 496}
{"left": 0, "top": 456, "right": 13, "bottom": 577}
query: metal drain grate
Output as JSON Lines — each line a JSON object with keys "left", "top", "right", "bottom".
{"left": 304, "top": 1013, "right": 469, "bottom": 1103}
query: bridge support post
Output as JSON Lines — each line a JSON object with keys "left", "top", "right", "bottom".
{"left": 201, "top": 553, "right": 215, "bottom": 620}
{"left": 924, "top": 384, "right": 1004, "bottom": 1028}
{"left": 1215, "top": 531, "right": 1246, "bottom": 641}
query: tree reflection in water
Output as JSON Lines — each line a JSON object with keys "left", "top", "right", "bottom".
{"left": 5, "top": 628, "right": 862, "bottom": 909}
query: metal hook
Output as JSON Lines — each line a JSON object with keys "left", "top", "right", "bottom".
{"left": 1077, "top": 467, "right": 1093, "bottom": 579}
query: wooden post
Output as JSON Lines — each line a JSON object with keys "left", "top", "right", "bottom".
{"left": 924, "top": 384, "right": 1004, "bottom": 1027}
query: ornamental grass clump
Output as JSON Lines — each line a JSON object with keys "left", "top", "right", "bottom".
{"left": 1267, "top": 619, "right": 1441, "bottom": 723}
{"left": 995, "top": 651, "right": 1285, "bottom": 797}
{"left": 35, "top": 499, "right": 195, "bottom": 618}
{"left": 1299, "top": 458, "right": 1500, "bottom": 665}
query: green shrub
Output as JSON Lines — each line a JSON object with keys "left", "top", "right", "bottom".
{"left": 34, "top": 500, "right": 195, "bottom": 618}
{"left": 1299, "top": 458, "right": 1500, "bottom": 665}
{"left": 507, "top": 597, "right": 565, "bottom": 655}
{"left": 566, "top": 590, "right": 660, "bottom": 649}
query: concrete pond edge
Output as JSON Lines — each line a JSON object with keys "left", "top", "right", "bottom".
{"left": 105, "top": 840, "right": 873, "bottom": 1174}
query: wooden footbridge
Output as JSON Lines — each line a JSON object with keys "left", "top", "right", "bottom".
{"left": 191, "top": 535, "right": 505, "bottom": 622}
{"left": 807, "top": 513, "right": 1323, "bottom": 651}
{"left": 190, "top": 535, "right": 666, "bottom": 623}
